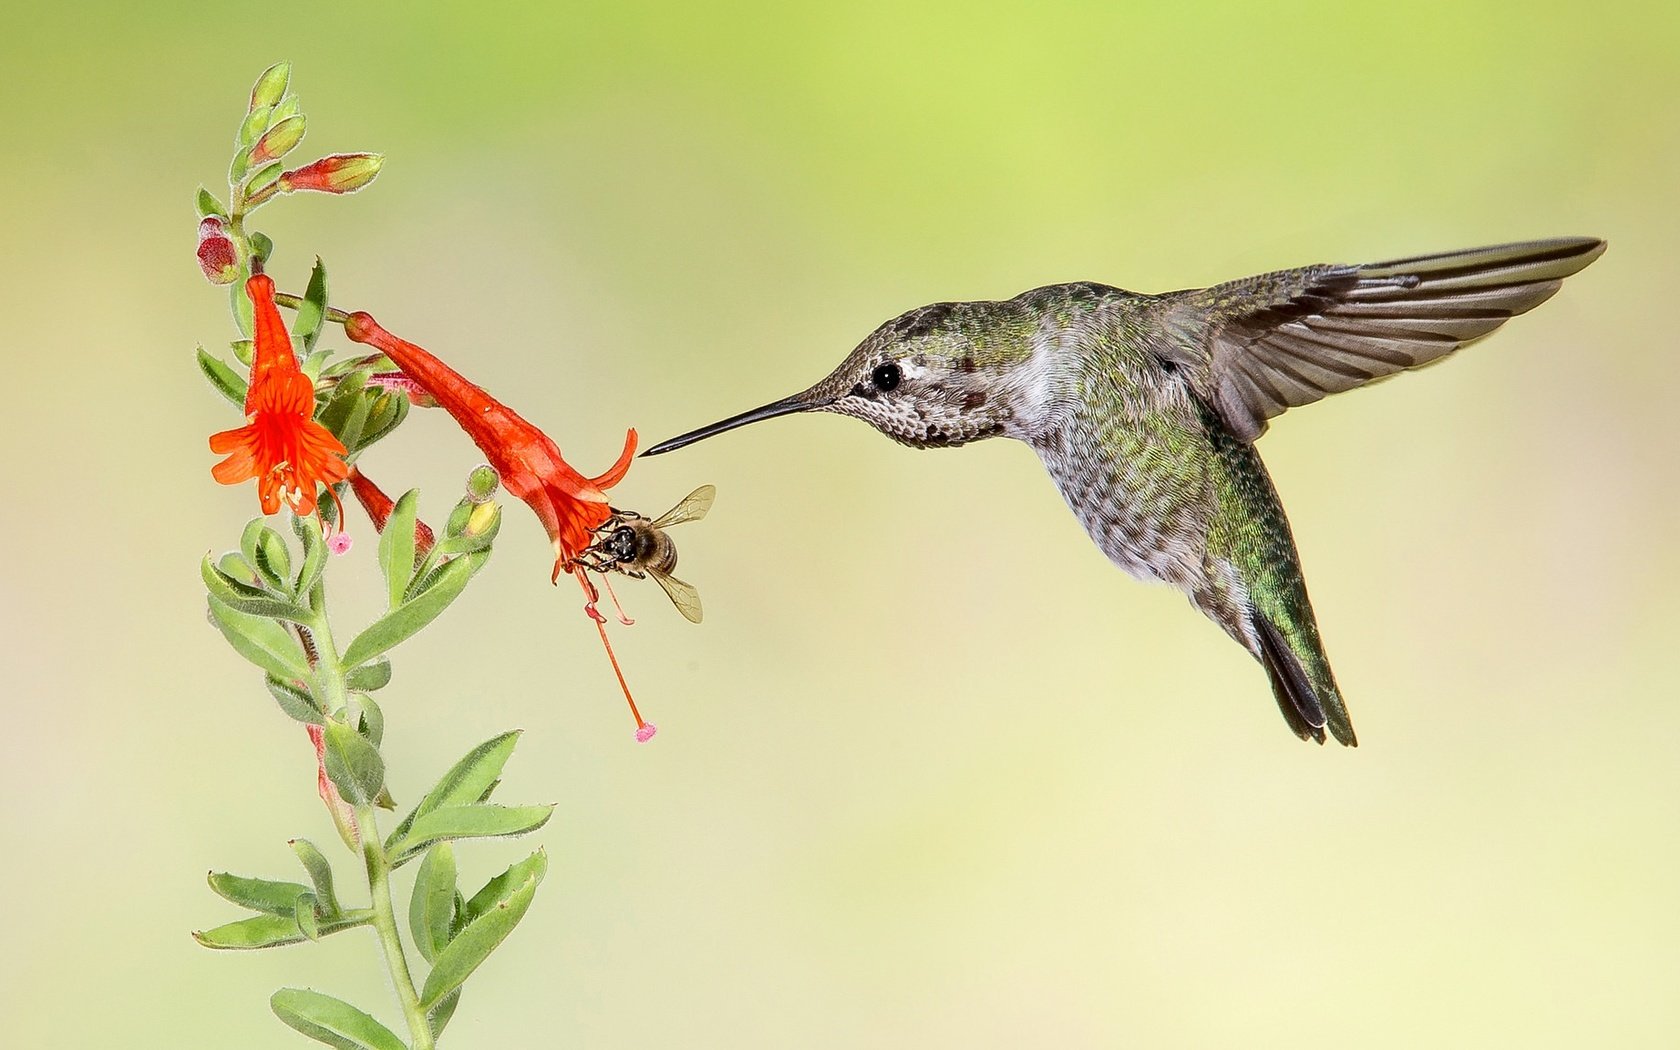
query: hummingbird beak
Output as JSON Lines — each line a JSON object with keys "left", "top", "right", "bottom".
{"left": 641, "top": 392, "right": 826, "bottom": 456}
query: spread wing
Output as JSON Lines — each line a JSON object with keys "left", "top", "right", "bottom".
{"left": 647, "top": 567, "right": 703, "bottom": 624}
{"left": 651, "top": 485, "right": 716, "bottom": 529}
{"left": 1158, "top": 237, "right": 1605, "bottom": 441}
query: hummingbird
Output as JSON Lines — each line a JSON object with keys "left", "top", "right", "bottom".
{"left": 642, "top": 237, "right": 1605, "bottom": 745}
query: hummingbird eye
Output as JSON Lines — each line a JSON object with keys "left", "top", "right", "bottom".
{"left": 870, "top": 362, "right": 901, "bottom": 391}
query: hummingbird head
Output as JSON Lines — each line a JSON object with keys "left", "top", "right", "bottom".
{"left": 644, "top": 300, "right": 1050, "bottom": 457}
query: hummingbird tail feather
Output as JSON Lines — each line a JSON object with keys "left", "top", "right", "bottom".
{"left": 1251, "top": 612, "right": 1358, "bottom": 747}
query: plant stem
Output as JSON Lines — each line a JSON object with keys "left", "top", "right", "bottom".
{"left": 358, "top": 800, "right": 436, "bottom": 1050}
{"left": 307, "top": 606, "right": 436, "bottom": 1050}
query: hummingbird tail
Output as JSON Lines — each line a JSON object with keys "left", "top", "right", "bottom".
{"left": 1251, "top": 612, "right": 1358, "bottom": 747}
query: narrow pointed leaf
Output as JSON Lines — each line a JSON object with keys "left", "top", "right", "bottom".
{"left": 378, "top": 490, "right": 420, "bottom": 609}
{"left": 419, "top": 872, "right": 540, "bottom": 1008}
{"left": 207, "top": 595, "right": 310, "bottom": 681}
{"left": 196, "top": 186, "right": 228, "bottom": 219}
{"left": 463, "top": 849, "right": 549, "bottom": 924}
{"left": 293, "top": 511, "right": 327, "bottom": 598}
{"left": 345, "top": 657, "right": 391, "bottom": 692}
{"left": 340, "top": 554, "right": 476, "bottom": 669}
{"left": 408, "top": 842, "right": 457, "bottom": 964}
{"left": 389, "top": 731, "right": 520, "bottom": 846}
{"left": 318, "top": 369, "right": 371, "bottom": 443}
{"left": 295, "top": 257, "right": 330, "bottom": 352}
{"left": 358, "top": 694, "right": 385, "bottom": 749}
{"left": 193, "top": 913, "right": 303, "bottom": 949}
{"left": 322, "top": 721, "right": 384, "bottom": 806}
{"left": 392, "top": 804, "right": 552, "bottom": 861}
{"left": 266, "top": 675, "right": 324, "bottom": 724}
{"left": 197, "top": 347, "right": 246, "bottom": 406}
{"left": 202, "top": 555, "right": 315, "bottom": 624}
{"left": 241, "top": 520, "right": 292, "bottom": 590}
{"left": 207, "top": 872, "right": 313, "bottom": 914}
{"left": 195, "top": 911, "right": 370, "bottom": 950}
{"left": 428, "top": 989, "right": 461, "bottom": 1039}
{"left": 295, "top": 892, "right": 321, "bottom": 941}
{"left": 270, "top": 988, "right": 407, "bottom": 1050}
{"left": 290, "top": 839, "right": 340, "bottom": 917}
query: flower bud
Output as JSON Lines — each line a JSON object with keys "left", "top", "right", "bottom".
{"left": 249, "top": 115, "right": 306, "bottom": 165}
{"left": 196, "top": 217, "right": 239, "bottom": 285}
{"left": 279, "top": 153, "right": 384, "bottom": 195}
{"left": 249, "top": 61, "right": 291, "bottom": 112}
{"left": 466, "top": 464, "right": 501, "bottom": 503}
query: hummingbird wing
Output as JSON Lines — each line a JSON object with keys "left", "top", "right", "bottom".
{"left": 1160, "top": 237, "right": 1605, "bottom": 441}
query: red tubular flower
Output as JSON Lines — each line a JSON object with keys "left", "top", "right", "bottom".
{"left": 341, "top": 309, "right": 655, "bottom": 740}
{"left": 210, "top": 274, "right": 350, "bottom": 518}
{"left": 342, "top": 311, "right": 633, "bottom": 579}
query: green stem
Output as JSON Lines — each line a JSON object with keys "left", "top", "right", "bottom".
{"left": 358, "top": 800, "right": 436, "bottom": 1050}
{"left": 306, "top": 605, "right": 437, "bottom": 1050}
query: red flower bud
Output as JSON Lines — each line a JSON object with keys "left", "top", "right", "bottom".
{"left": 278, "top": 153, "right": 384, "bottom": 195}
{"left": 196, "top": 217, "right": 239, "bottom": 285}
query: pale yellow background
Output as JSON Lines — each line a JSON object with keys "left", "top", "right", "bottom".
{"left": 3, "top": 2, "right": 1676, "bottom": 1047}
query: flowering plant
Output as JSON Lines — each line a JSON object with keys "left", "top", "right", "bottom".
{"left": 192, "top": 62, "right": 696, "bottom": 1048}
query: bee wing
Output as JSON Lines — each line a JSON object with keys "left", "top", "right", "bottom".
{"left": 650, "top": 485, "right": 716, "bottom": 529}
{"left": 646, "top": 567, "right": 703, "bottom": 624}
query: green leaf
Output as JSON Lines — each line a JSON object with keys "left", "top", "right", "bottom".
{"left": 196, "top": 186, "right": 229, "bottom": 219}
{"left": 208, "top": 872, "right": 314, "bottom": 915}
{"left": 318, "top": 369, "right": 370, "bottom": 441}
{"left": 265, "top": 674, "right": 323, "bottom": 724}
{"left": 358, "top": 694, "right": 385, "bottom": 749}
{"left": 230, "top": 144, "right": 252, "bottom": 182}
{"left": 388, "top": 731, "right": 520, "bottom": 847}
{"left": 218, "top": 550, "right": 258, "bottom": 584}
{"left": 242, "top": 519, "right": 293, "bottom": 591}
{"left": 357, "top": 391, "right": 408, "bottom": 452}
{"left": 403, "top": 547, "right": 480, "bottom": 603}
{"left": 238, "top": 105, "right": 272, "bottom": 147}
{"left": 322, "top": 721, "right": 384, "bottom": 805}
{"left": 463, "top": 849, "right": 549, "bottom": 925}
{"left": 207, "top": 595, "right": 310, "bottom": 682}
{"left": 408, "top": 842, "right": 457, "bottom": 964}
{"left": 202, "top": 555, "right": 316, "bottom": 624}
{"left": 340, "top": 554, "right": 478, "bottom": 669}
{"left": 345, "top": 657, "right": 391, "bottom": 692}
{"left": 293, "top": 511, "right": 327, "bottom": 598}
{"left": 249, "top": 61, "right": 291, "bottom": 113}
{"left": 195, "top": 911, "right": 370, "bottom": 950}
{"left": 249, "top": 231, "right": 274, "bottom": 267}
{"left": 295, "top": 892, "right": 321, "bottom": 941}
{"left": 295, "top": 257, "right": 330, "bottom": 352}
{"left": 246, "top": 160, "right": 283, "bottom": 199}
{"left": 231, "top": 337, "right": 254, "bottom": 366}
{"left": 392, "top": 804, "right": 552, "bottom": 861}
{"left": 338, "top": 389, "right": 375, "bottom": 455}
{"left": 290, "top": 839, "right": 340, "bottom": 917}
{"left": 197, "top": 347, "right": 246, "bottom": 407}
{"left": 419, "top": 871, "right": 540, "bottom": 1008}
{"left": 428, "top": 989, "right": 461, "bottom": 1040}
{"left": 270, "top": 988, "right": 407, "bottom": 1050}
{"left": 193, "top": 913, "right": 303, "bottom": 950}
{"left": 230, "top": 274, "right": 254, "bottom": 337}
{"left": 378, "top": 490, "right": 420, "bottom": 609}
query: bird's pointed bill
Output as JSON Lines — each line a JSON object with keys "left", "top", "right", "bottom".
{"left": 643, "top": 393, "right": 823, "bottom": 456}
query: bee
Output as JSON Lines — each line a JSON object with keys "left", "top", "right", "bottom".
{"left": 576, "top": 485, "right": 716, "bottom": 623}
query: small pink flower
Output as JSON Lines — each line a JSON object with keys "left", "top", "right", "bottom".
{"left": 327, "top": 532, "right": 353, "bottom": 556}
{"left": 635, "top": 723, "right": 658, "bottom": 743}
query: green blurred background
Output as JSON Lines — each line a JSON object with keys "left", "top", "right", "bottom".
{"left": 3, "top": 1, "right": 1676, "bottom": 1046}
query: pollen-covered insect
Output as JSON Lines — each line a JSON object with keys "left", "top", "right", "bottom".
{"left": 575, "top": 485, "right": 715, "bottom": 623}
